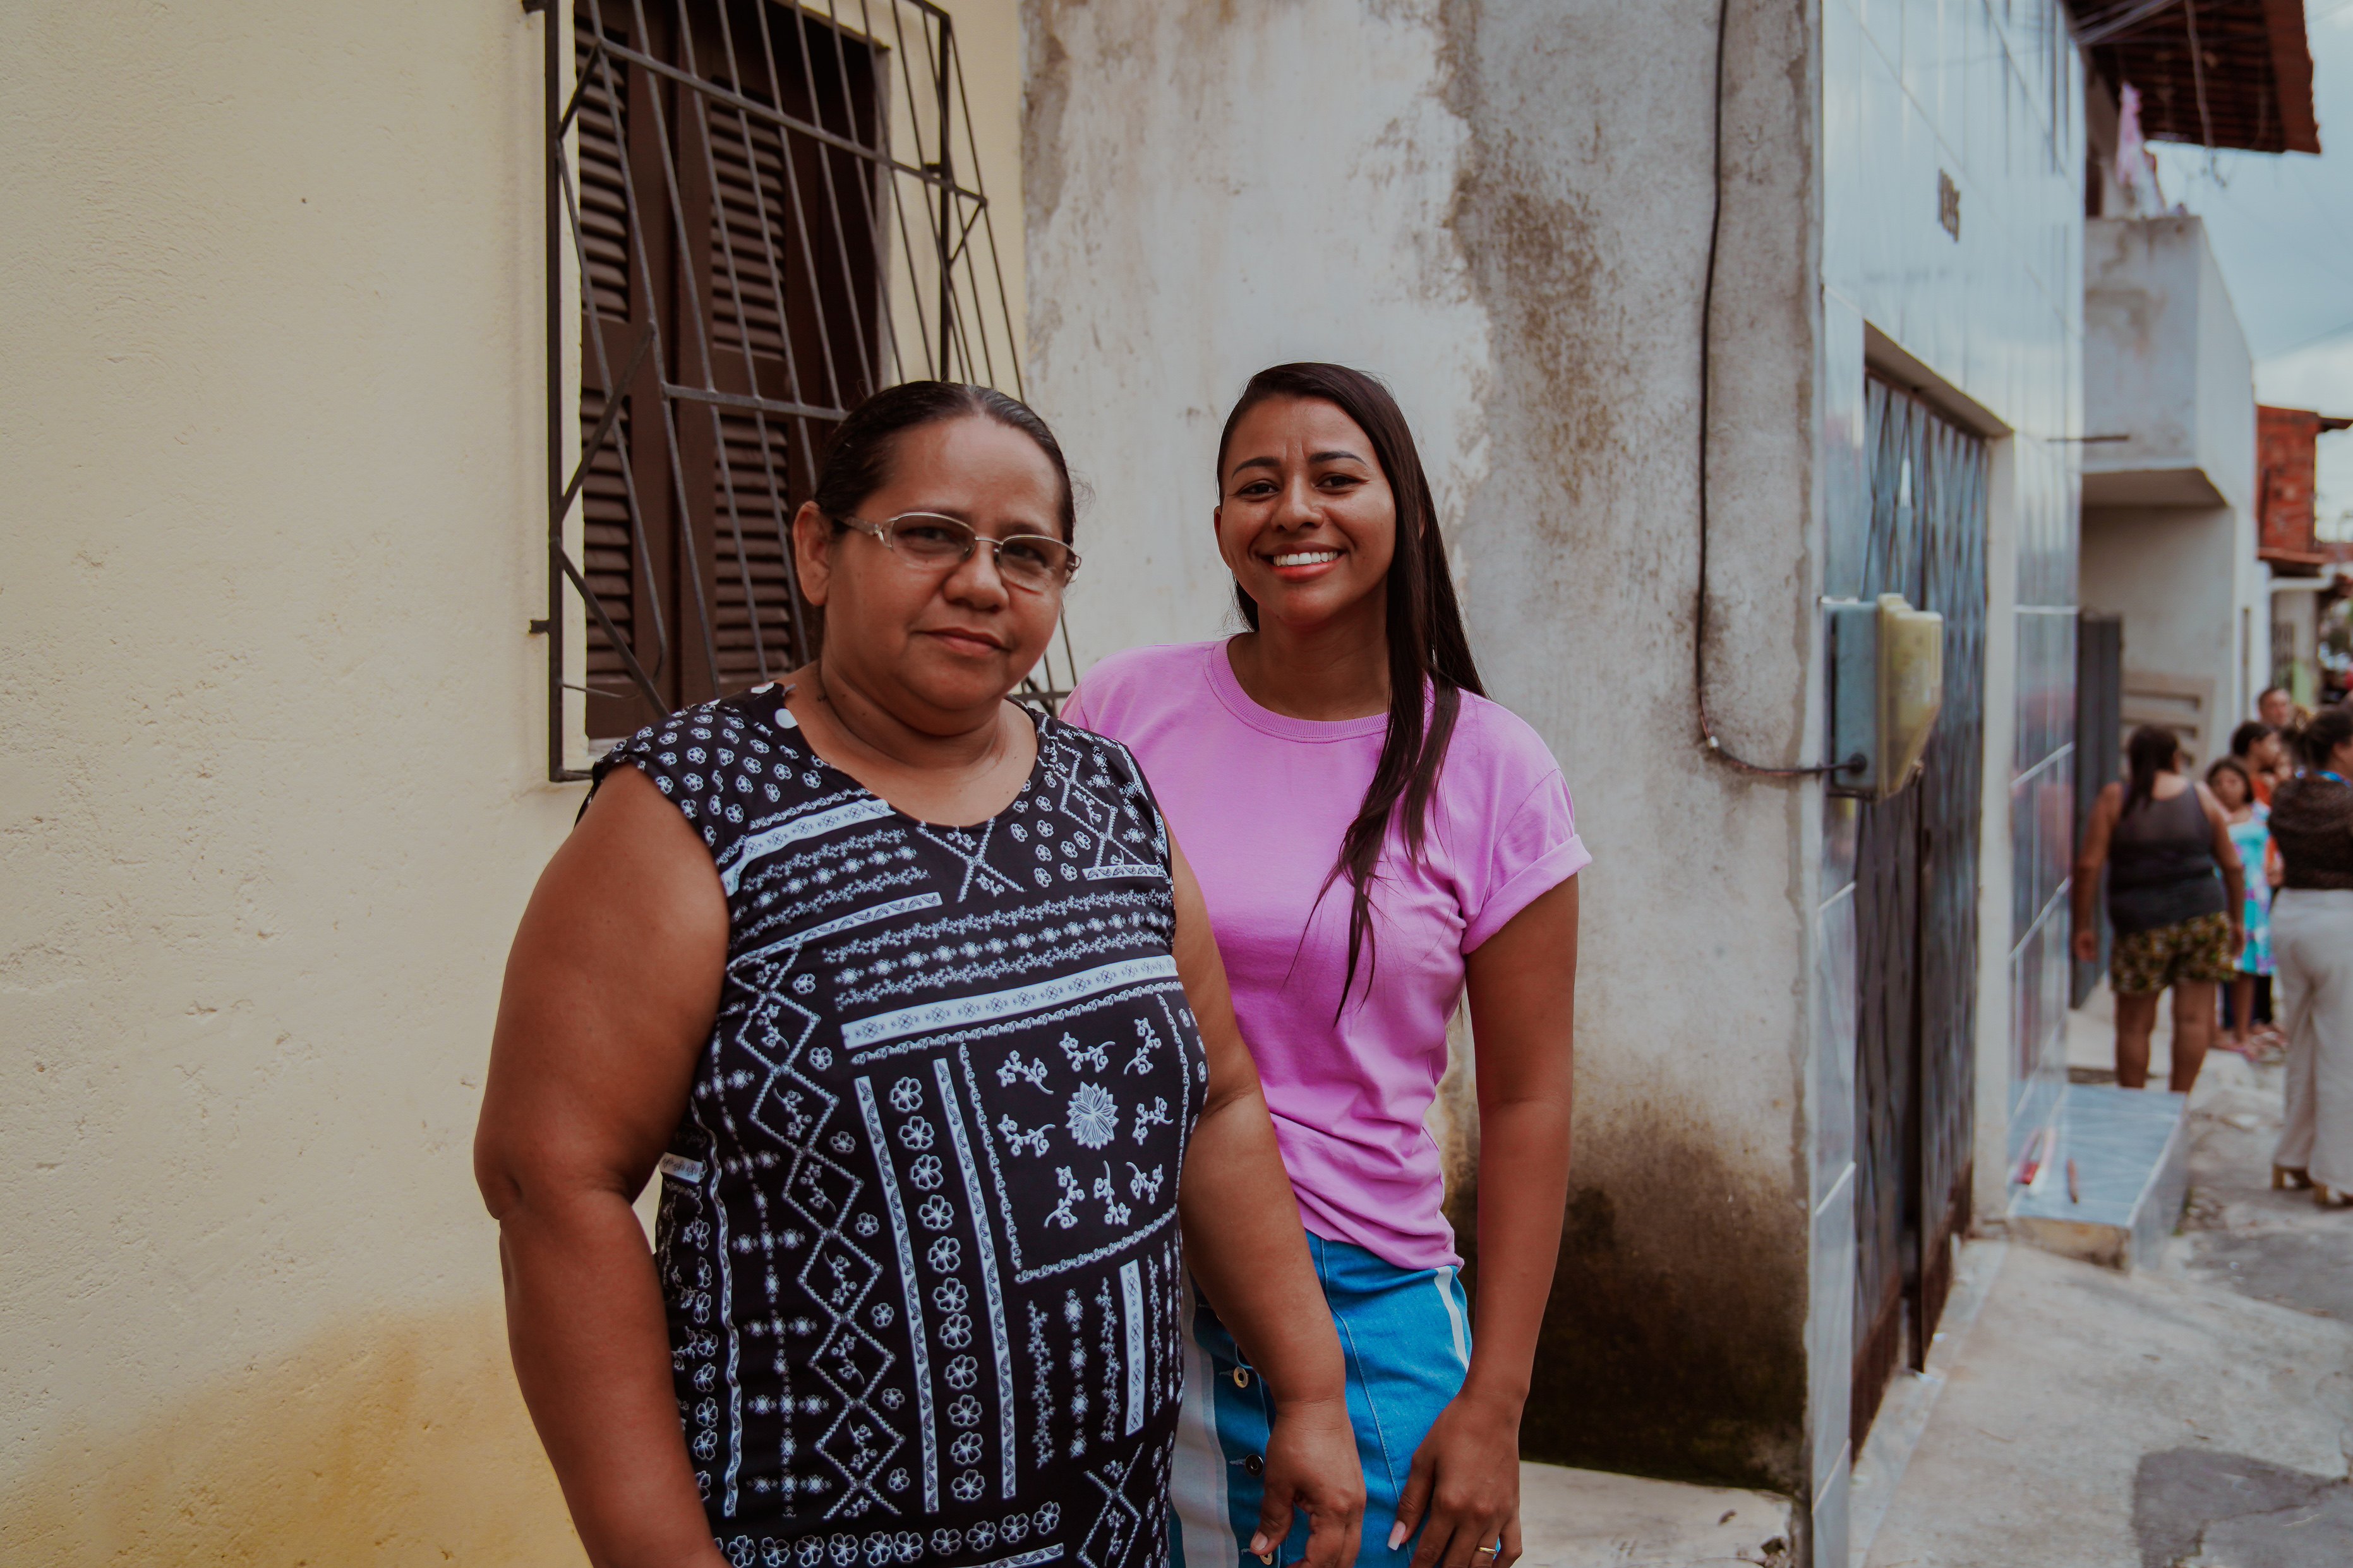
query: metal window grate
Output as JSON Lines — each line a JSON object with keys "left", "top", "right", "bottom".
{"left": 540, "top": 0, "right": 1066, "bottom": 780}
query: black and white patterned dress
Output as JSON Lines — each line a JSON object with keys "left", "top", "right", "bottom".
{"left": 594, "top": 685, "right": 1204, "bottom": 1568}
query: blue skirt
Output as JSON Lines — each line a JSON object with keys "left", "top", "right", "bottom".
{"left": 1170, "top": 1235, "right": 1472, "bottom": 1568}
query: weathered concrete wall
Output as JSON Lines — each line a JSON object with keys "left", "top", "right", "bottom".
{"left": 1023, "top": 0, "right": 1493, "bottom": 655}
{"left": 2081, "top": 503, "right": 2246, "bottom": 756}
{"left": 2084, "top": 217, "right": 2257, "bottom": 513}
{"left": 2082, "top": 218, "right": 2261, "bottom": 749}
{"left": 1025, "top": 0, "right": 1820, "bottom": 1492}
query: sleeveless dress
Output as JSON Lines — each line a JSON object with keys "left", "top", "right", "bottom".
{"left": 2225, "top": 808, "right": 2273, "bottom": 976}
{"left": 595, "top": 685, "right": 1204, "bottom": 1568}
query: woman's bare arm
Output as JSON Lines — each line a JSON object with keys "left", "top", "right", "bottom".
{"left": 475, "top": 766, "right": 731, "bottom": 1568}
{"left": 1393, "top": 877, "right": 1577, "bottom": 1568}
{"left": 1169, "top": 836, "right": 1365, "bottom": 1568}
{"left": 2196, "top": 782, "right": 2248, "bottom": 944}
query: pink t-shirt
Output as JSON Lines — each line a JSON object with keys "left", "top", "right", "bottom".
{"left": 1060, "top": 640, "right": 1589, "bottom": 1270}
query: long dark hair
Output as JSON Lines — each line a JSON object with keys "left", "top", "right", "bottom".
{"left": 814, "top": 381, "right": 1076, "bottom": 541}
{"left": 1215, "top": 363, "right": 1484, "bottom": 1009}
{"left": 2122, "top": 724, "right": 2183, "bottom": 817}
{"left": 2300, "top": 704, "right": 2353, "bottom": 770}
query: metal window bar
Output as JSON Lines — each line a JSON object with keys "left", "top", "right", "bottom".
{"left": 541, "top": 0, "right": 1073, "bottom": 782}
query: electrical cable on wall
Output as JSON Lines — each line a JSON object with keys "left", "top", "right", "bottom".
{"left": 1694, "top": 0, "right": 1851, "bottom": 779}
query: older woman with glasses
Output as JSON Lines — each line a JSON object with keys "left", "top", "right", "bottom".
{"left": 477, "top": 383, "right": 1363, "bottom": 1568}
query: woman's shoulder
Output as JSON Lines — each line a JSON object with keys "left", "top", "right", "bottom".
{"left": 593, "top": 685, "right": 805, "bottom": 852}
{"left": 1444, "top": 690, "right": 1565, "bottom": 787}
{"left": 1071, "top": 640, "right": 1219, "bottom": 698}
{"left": 1058, "top": 640, "right": 1221, "bottom": 735}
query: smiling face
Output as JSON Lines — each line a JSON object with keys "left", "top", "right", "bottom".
{"left": 793, "top": 414, "right": 1066, "bottom": 727}
{"left": 1214, "top": 395, "right": 1397, "bottom": 633}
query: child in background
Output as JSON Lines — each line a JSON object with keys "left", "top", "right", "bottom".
{"left": 2209, "top": 757, "right": 2280, "bottom": 1056}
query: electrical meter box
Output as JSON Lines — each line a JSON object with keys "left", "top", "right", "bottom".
{"left": 1827, "top": 592, "right": 1946, "bottom": 801}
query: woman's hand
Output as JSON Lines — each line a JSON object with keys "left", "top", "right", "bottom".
{"left": 1253, "top": 1394, "right": 1367, "bottom": 1568}
{"left": 2073, "top": 925, "right": 2099, "bottom": 964}
{"left": 1392, "top": 1385, "right": 1524, "bottom": 1568}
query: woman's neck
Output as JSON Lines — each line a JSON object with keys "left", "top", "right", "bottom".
{"left": 1226, "top": 600, "right": 1391, "bottom": 722}
{"left": 790, "top": 658, "right": 1011, "bottom": 777}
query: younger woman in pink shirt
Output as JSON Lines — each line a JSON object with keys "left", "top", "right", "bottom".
{"left": 1061, "top": 364, "right": 1584, "bottom": 1568}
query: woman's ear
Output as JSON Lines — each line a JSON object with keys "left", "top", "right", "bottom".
{"left": 791, "top": 501, "right": 835, "bottom": 607}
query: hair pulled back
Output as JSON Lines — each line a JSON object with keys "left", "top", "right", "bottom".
{"left": 2122, "top": 724, "right": 2183, "bottom": 817}
{"left": 814, "top": 381, "right": 1076, "bottom": 542}
{"left": 2300, "top": 705, "right": 2353, "bottom": 771}
{"left": 1214, "top": 363, "right": 1484, "bottom": 1010}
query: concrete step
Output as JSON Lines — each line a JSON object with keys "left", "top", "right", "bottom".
{"left": 2007, "top": 1082, "right": 2193, "bottom": 1270}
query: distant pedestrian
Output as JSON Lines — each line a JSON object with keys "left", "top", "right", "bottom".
{"left": 2260, "top": 686, "right": 2309, "bottom": 776}
{"left": 2205, "top": 757, "right": 2277, "bottom": 1056}
{"left": 2229, "top": 719, "right": 2285, "bottom": 807}
{"left": 2260, "top": 686, "right": 2297, "bottom": 731}
{"left": 2072, "top": 726, "right": 2246, "bottom": 1094}
{"left": 2267, "top": 705, "right": 2353, "bottom": 1207}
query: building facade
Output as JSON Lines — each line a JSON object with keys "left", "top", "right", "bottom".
{"left": 1, "top": 3, "right": 2317, "bottom": 1566}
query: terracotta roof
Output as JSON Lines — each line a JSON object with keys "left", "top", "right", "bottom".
{"left": 2074, "top": 0, "right": 2321, "bottom": 155}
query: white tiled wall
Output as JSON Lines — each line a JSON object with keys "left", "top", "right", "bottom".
{"left": 1812, "top": 1, "right": 2083, "bottom": 1557}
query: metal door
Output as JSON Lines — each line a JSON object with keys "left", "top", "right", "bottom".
{"left": 2072, "top": 614, "right": 2124, "bottom": 1006}
{"left": 1850, "top": 379, "right": 1987, "bottom": 1445}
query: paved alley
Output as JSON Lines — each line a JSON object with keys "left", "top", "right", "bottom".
{"left": 1858, "top": 1010, "right": 2353, "bottom": 1568}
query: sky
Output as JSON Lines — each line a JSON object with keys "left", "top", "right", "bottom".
{"left": 2150, "top": 0, "right": 2353, "bottom": 536}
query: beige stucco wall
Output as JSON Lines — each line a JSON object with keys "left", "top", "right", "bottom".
{"left": 0, "top": 0, "right": 1029, "bottom": 1559}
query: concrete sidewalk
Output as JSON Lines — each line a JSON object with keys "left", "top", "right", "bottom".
{"left": 1514, "top": 1463, "right": 1791, "bottom": 1567}
{"left": 1855, "top": 1005, "right": 2353, "bottom": 1567}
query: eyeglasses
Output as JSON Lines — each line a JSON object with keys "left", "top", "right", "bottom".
{"left": 834, "top": 511, "right": 1080, "bottom": 592}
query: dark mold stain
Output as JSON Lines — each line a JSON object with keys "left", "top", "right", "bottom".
{"left": 1457, "top": 1124, "right": 1809, "bottom": 1493}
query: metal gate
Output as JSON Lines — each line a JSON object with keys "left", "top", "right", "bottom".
{"left": 2072, "top": 614, "right": 2123, "bottom": 1007}
{"left": 1850, "top": 378, "right": 1987, "bottom": 1444}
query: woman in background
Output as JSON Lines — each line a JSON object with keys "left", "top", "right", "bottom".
{"left": 2205, "top": 757, "right": 2277, "bottom": 1057}
{"left": 1062, "top": 364, "right": 1582, "bottom": 1568}
{"left": 2268, "top": 705, "right": 2353, "bottom": 1206}
{"left": 2072, "top": 726, "right": 2244, "bottom": 1094}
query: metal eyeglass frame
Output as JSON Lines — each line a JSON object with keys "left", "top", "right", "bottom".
{"left": 831, "top": 510, "right": 1081, "bottom": 590}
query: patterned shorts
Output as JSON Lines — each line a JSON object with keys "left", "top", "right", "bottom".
{"left": 2110, "top": 910, "right": 2239, "bottom": 995}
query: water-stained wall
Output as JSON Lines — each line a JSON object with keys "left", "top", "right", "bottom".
{"left": 1026, "top": 0, "right": 1826, "bottom": 1497}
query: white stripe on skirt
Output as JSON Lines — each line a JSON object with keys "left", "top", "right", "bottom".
{"left": 1170, "top": 1291, "right": 1241, "bottom": 1568}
